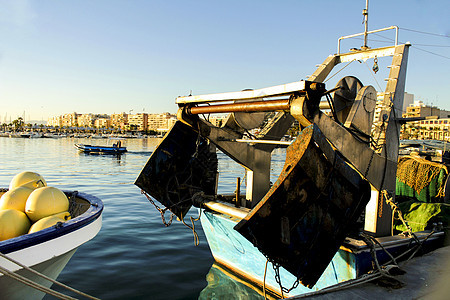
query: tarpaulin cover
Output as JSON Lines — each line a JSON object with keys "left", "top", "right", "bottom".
{"left": 394, "top": 200, "right": 450, "bottom": 232}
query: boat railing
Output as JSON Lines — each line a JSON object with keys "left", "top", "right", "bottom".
{"left": 337, "top": 25, "right": 399, "bottom": 54}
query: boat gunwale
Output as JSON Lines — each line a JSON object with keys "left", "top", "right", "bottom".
{"left": 0, "top": 190, "right": 103, "bottom": 255}
{"left": 201, "top": 202, "right": 445, "bottom": 253}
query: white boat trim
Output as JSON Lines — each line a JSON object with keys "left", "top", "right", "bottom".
{"left": 0, "top": 215, "right": 102, "bottom": 272}
{"left": 0, "top": 191, "right": 103, "bottom": 272}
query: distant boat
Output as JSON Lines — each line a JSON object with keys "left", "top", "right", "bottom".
{"left": 8, "top": 133, "right": 28, "bottom": 138}
{"left": 42, "top": 133, "right": 66, "bottom": 138}
{"left": 74, "top": 141, "right": 127, "bottom": 154}
{"left": 0, "top": 190, "right": 103, "bottom": 299}
{"left": 19, "top": 133, "right": 31, "bottom": 138}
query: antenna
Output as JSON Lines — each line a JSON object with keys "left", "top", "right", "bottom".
{"left": 362, "top": 0, "right": 369, "bottom": 49}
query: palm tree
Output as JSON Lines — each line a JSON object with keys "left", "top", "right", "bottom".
{"left": 12, "top": 117, "right": 24, "bottom": 131}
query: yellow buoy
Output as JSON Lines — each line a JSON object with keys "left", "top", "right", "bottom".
{"left": 19, "top": 179, "right": 47, "bottom": 190}
{"left": 28, "top": 215, "right": 67, "bottom": 234}
{"left": 0, "top": 186, "right": 34, "bottom": 212}
{"left": 52, "top": 211, "right": 71, "bottom": 221}
{"left": 9, "top": 171, "right": 47, "bottom": 190}
{"left": 0, "top": 209, "right": 31, "bottom": 241}
{"left": 25, "top": 187, "right": 69, "bottom": 222}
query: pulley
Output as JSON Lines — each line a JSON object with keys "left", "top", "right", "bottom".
{"left": 332, "top": 76, "right": 363, "bottom": 124}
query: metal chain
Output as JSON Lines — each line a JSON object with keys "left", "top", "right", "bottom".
{"left": 271, "top": 261, "right": 300, "bottom": 296}
{"left": 141, "top": 190, "right": 174, "bottom": 226}
{"left": 365, "top": 120, "right": 385, "bottom": 178}
{"left": 267, "top": 148, "right": 338, "bottom": 296}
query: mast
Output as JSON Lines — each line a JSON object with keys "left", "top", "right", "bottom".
{"left": 363, "top": 0, "right": 369, "bottom": 49}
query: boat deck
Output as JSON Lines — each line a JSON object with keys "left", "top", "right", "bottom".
{"left": 297, "top": 245, "right": 450, "bottom": 299}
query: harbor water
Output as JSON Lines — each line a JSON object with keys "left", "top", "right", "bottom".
{"left": 0, "top": 136, "right": 286, "bottom": 299}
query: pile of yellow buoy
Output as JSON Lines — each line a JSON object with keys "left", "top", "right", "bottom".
{"left": 0, "top": 172, "right": 71, "bottom": 241}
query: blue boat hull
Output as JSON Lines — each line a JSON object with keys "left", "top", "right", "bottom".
{"left": 200, "top": 210, "right": 357, "bottom": 297}
{"left": 200, "top": 208, "right": 445, "bottom": 297}
{"left": 74, "top": 143, "right": 127, "bottom": 154}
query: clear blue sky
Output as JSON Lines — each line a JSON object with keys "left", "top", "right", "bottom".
{"left": 1, "top": 0, "right": 449, "bottom": 122}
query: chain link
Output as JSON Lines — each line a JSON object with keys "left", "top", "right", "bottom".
{"left": 141, "top": 190, "right": 174, "bottom": 226}
{"left": 365, "top": 120, "right": 386, "bottom": 178}
{"left": 271, "top": 260, "right": 300, "bottom": 295}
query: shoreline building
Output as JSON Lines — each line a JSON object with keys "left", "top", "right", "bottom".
{"left": 127, "top": 113, "right": 148, "bottom": 131}
{"left": 147, "top": 113, "right": 177, "bottom": 134}
{"left": 111, "top": 113, "right": 128, "bottom": 130}
{"left": 47, "top": 111, "right": 179, "bottom": 133}
{"left": 47, "top": 115, "right": 62, "bottom": 127}
{"left": 401, "top": 100, "right": 450, "bottom": 140}
{"left": 94, "top": 115, "right": 111, "bottom": 129}
{"left": 77, "top": 113, "right": 96, "bottom": 128}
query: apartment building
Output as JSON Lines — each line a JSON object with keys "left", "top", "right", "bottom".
{"left": 94, "top": 117, "right": 111, "bottom": 129}
{"left": 47, "top": 115, "right": 62, "bottom": 127}
{"left": 128, "top": 113, "right": 148, "bottom": 131}
{"left": 401, "top": 101, "right": 450, "bottom": 140}
{"left": 61, "top": 112, "right": 79, "bottom": 127}
{"left": 77, "top": 113, "right": 96, "bottom": 128}
{"left": 147, "top": 113, "right": 177, "bottom": 132}
{"left": 111, "top": 113, "right": 128, "bottom": 130}
{"left": 417, "top": 119, "right": 450, "bottom": 141}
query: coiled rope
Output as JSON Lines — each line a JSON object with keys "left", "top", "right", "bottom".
{"left": 0, "top": 252, "right": 99, "bottom": 300}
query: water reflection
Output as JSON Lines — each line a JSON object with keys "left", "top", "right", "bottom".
{"left": 0, "top": 136, "right": 287, "bottom": 299}
{"left": 199, "top": 263, "right": 279, "bottom": 300}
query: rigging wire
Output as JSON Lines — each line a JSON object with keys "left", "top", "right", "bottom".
{"left": 362, "top": 60, "right": 383, "bottom": 91}
{"left": 349, "top": 35, "right": 450, "bottom": 48}
{"left": 410, "top": 46, "right": 450, "bottom": 60}
{"left": 399, "top": 27, "right": 450, "bottom": 38}
{"left": 371, "top": 33, "right": 450, "bottom": 60}
{"left": 0, "top": 252, "right": 100, "bottom": 300}
{"left": 324, "top": 60, "right": 355, "bottom": 83}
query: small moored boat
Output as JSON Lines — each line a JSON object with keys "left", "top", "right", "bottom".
{"left": 74, "top": 140, "right": 127, "bottom": 154}
{"left": 0, "top": 189, "right": 103, "bottom": 300}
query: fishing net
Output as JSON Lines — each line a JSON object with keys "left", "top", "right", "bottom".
{"left": 396, "top": 156, "right": 448, "bottom": 203}
{"left": 393, "top": 200, "right": 450, "bottom": 233}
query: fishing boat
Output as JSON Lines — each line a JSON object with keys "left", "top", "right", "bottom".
{"left": 74, "top": 140, "right": 127, "bottom": 154}
{"left": 135, "top": 5, "right": 449, "bottom": 298}
{"left": 0, "top": 190, "right": 103, "bottom": 299}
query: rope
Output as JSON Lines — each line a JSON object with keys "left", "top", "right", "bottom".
{"left": 384, "top": 191, "right": 415, "bottom": 238}
{"left": 0, "top": 265, "right": 75, "bottom": 300}
{"left": 180, "top": 212, "right": 200, "bottom": 246}
{"left": 406, "top": 230, "right": 435, "bottom": 261}
{"left": 287, "top": 226, "right": 437, "bottom": 299}
{"left": 0, "top": 252, "right": 100, "bottom": 299}
{"left": 363, "top": 230, "right": 398, "bottom": 266}
{"left": 263, "top": 258, "right": 269, "bottom": 300}
{"left": 288, "top": 272, "right": 383, "bottom": 299}
{"left": 325, "top": 93, "right": 339, "bottom": 123}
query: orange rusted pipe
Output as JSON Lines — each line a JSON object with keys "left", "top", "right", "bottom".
{"left": 188, "top": 99, "right": 290, "bottom": 115}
